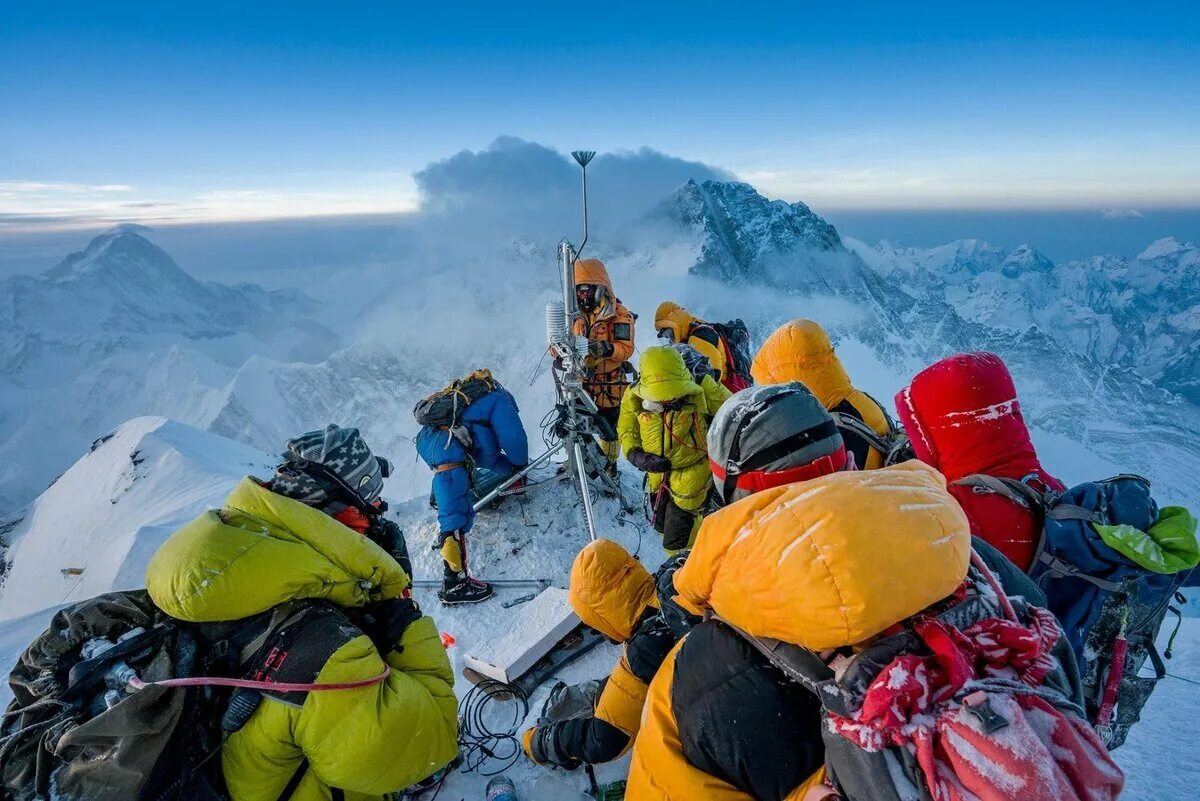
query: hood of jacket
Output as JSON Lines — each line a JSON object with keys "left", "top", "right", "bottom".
{"left": 569, "top": 539, "right": 658, "bottom": 642}
{"left": 673, "top": 461, "right": 971, "bottom": 650}
{"left": 895, "top": 351, "right": 1050, "bottom": 483}
{"left": 751, "top": 320, "right": 854, "bottom": 409}
{"left": 146, "top": 478, "right": 410, "bottom": 623}
{"left": 654, "top": 302, "right": 703, "bottom": 344}
{"left": 575, "top": 258, "right": 615, "bottom": 293}
{"left": 635, "top": 345, "right": 705, "bottom": 404}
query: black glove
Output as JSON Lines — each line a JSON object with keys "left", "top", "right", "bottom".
{"left": 366, "top": 518, "right": 412, "bottom": 579}
{"left": 588, "top": 339, "right": 614, "bottom": 358}
{"left": 359, "top": 597, "right": 422, "bottom": 654}
{"left": 628, "top": 448, "right": 671, "bottom": 473}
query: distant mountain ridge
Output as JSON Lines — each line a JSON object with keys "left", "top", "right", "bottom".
{"left": 851, "top": 234, "right": 1200, "bottom": 405}
{"left": 0, "top": 227, "right": 340, "bottom": 509}
{"left": 0, "top": 188, "right": 1196, "bottom": 514}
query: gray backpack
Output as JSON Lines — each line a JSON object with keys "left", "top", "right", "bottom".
{"left": 0, "top": 591, "right": 345, "bottom": 801}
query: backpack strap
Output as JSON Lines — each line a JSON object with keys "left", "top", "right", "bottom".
{"left": 950, "top": 474, "right": 1047, "bottom": 511}
{"left": 1035, "top": 554, "right": 1125, "bottom": 593}
{"left": 830, "top": 411, "right": 890, "bottom": 454}
{"left": 1044, "top": 504, "right": 1105, "bottom": 523}
{"left": 276, "top": 761, "right": 308, "bottom": 801}
{"left": 706, "top": 613, "right": 833, "bottom": 693}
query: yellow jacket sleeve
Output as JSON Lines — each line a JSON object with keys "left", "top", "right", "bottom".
{"left": 617, "top": 389, "right": 642, "bottom": 455}
{"left": 700, "top": 375, "right": 732, "bottom": 418}
{"left": 292, "top": 616, "right": 458, "bottom": 794}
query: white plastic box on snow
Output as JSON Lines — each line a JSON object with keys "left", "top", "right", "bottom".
{"left": 462, "top": 587, "right": 580, "bottom": 684}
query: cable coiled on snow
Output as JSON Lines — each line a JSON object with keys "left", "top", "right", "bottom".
{"left": 457, "top": 679, "right": 530, "bottom": 776}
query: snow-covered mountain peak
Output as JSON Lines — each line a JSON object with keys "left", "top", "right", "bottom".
{"left": 1000, "top": 244, "right": 1055, "bottom": 277}
{"left": 44, "top": 227, "right": 197, "bottom": 288}
{"left": 646, "top": 179, "right": 884, "bottom": 292}
{"left": 1139, "top": 237, "right": 1185, "bottom": 260}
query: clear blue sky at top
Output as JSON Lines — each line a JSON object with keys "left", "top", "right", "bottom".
{"left": 2, "top": 1, "right": 1198, "bottom": 221}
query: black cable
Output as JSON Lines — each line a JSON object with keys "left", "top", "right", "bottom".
{"left": 457, "top": 680, "right": 531, "bottom": 776}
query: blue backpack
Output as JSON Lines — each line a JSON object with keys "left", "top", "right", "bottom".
{"left": 952, "top": 473, "right": 1198, "bottom": 750}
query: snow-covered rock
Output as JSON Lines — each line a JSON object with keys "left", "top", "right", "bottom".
{"left": 646, "top": 179, "right": 878, "bottom": 294}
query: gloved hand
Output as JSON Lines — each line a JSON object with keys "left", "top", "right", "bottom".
{"left": 366, "top": 518, "right": 412, "bottom": 579}
{"left": 521, "top": 728, "right": 543, "bottom": 764}
{"left": 588, "top": 339, "right": 614, "bottom": 358}
{"left": 522, "top": 725, "right": 580, "bottom": 769}
{"left": 627, "top": 448, "right": 671, "bottom": 473}
{"left": 359, "top": 597, "right": 422, "bottom": 654}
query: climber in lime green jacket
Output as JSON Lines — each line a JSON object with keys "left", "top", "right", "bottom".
{"left": 146, "top": 425, "right": 458, "bottom": 801}
{"left": 618, "top": 346, "right": 729, "bottom": 551}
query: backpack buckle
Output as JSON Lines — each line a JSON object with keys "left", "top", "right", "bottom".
{"left": 962, "top": 690, "right": 1009, "bottom": 734}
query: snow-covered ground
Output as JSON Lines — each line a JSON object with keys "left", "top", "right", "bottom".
{"left": 0, "top": 419, "right": 1195, "bottom": 798}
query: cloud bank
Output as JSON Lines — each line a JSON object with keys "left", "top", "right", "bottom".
{"left": 414, "top": 136, "right": 732, "bottom": 240}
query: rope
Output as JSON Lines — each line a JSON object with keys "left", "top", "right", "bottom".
{"left": 1166, "top": 672, "right": 1200, "bottom": 687}
{"left": 128, "top": 666, "right": 391, "bottom": 693}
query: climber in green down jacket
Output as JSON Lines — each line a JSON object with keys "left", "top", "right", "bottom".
{"left": 146, "top": 424, "right": 458, "bottom": 801}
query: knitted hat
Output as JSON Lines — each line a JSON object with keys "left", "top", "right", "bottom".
{"left": 707, "top": 383, "right": 847, "bottom": 505}
{"left": 271, "top": 424, "right": 390, "bottom": 511}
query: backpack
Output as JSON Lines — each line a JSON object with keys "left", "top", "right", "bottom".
{"left": 950, "top": 472, "right": 1199, "bottom": 749}
{"left": 723, "top": 553, "right": 1124, "bottom": 800}
{"left": 0, "top": 591, "right": 366, "bottom": 801}
{"left": 412, "top": 369, "right": 499, "bottom": 429}
{"left": 830, "top": 395, "right": 913, "bottom": 467}
{"left": 705, "top": 320, "right": 754, "bottom": 392}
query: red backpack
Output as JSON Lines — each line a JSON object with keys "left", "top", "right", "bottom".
{"left": 693, "top": 320, "right": 753, "bottom": 392}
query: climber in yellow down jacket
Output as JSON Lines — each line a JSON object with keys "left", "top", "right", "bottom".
{"left": 619, "top": 346, "right": 728, "bottom": 551}
{"left": 521, "top": 540, "right": 693, "bottom": 769}
{"left": 752, "top": 319, "right": 895, "bottom": 469}
{"left": 146, "top": 425, "right": 458, "bottom": 801}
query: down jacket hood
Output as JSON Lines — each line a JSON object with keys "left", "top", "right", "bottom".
{"left": 654, "top": 302, "right": 702, "bottom": 344}
{"left": 569, "top": 539, "right": 658, "bottom": 642}
{"left": 635, "top": 346, "right": 705, "bottom": 404}
{"left": 895, "top": 351, "right": 1045, "bottom": 481}
{"left": 574, "top": 258, "right": 615, "bottom": 293}
{"left": 674, "top": 461, "right": 971, "bottom": 649}
{"left": 146, "top": 478, "right": 410, "bottom": 623}
{"left": 751, "top": 320, "right": 853, "bottom": 409}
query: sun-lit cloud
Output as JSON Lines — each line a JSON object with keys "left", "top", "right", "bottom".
{"left": 1101, "top": 208, "right": 1145, "bottom": 220}
{"left": 0, "top": 178, "right": 420, "bottom": 231}
{"left": 0, "top": 181, "right": 133, "bottom": 194}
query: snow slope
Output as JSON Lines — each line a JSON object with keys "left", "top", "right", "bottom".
{"left": 0, "top": 417, "right": 276, "bottom": 621}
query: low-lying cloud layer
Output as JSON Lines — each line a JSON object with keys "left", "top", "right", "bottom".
{"left": 415, "top": 136, "right": 732, "bottom": 240}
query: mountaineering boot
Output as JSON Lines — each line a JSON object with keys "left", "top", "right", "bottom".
{"left": 439, "top": 564, "right": 494, "bottom": 605}
{"left": 439, "top": 576, "right": 494, "bottom": 605}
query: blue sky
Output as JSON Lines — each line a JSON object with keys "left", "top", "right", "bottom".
{"left": 2, "top": 2, "right": 1198, "bottom": 228}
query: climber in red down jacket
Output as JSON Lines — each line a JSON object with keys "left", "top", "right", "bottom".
{"left": 895, "top": 352, "right": 1065, "bottom": 571}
